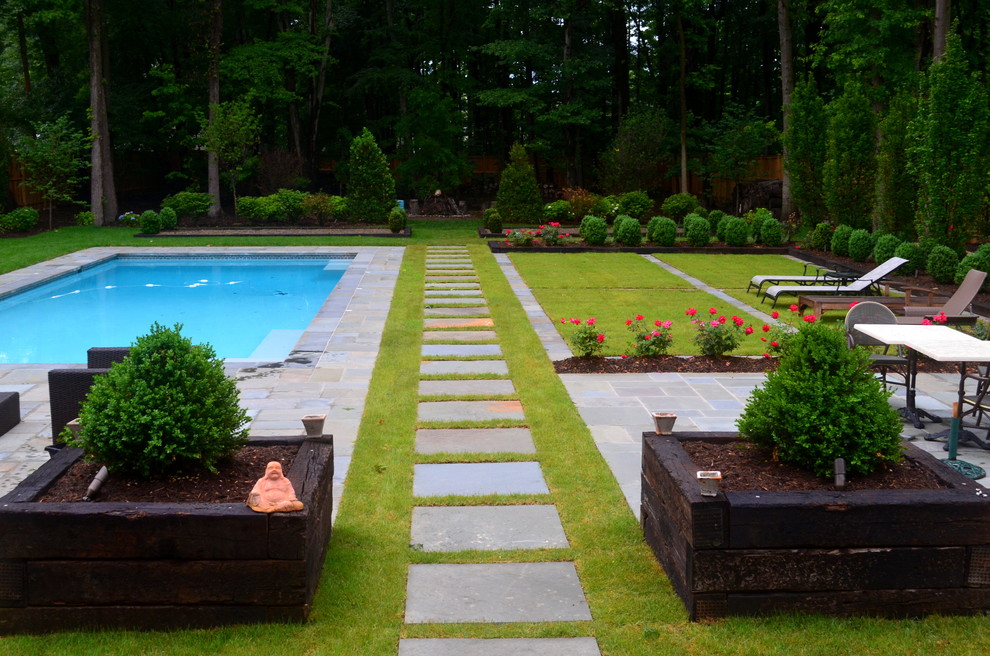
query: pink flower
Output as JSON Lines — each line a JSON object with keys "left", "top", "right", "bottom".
{"left": 571, "top": 318, "right": 581, "bottom": 325}
{"left": 710, "top": 320, "right": 720, "bottom": 327}
{"left": 762, "top": 324, "right": 771, "bottom": 333}
{"left": 661, "top": 320, "right": 673, "bottom": 329}
{"left": 636, "top": 314, "right": 644, "bottom": 321}
{"left": 709, "top": 307, "right": 718, "bottom": 315}
{"left": 760, "top": 337, "right": 767, "bottom": 342}
{"left": 745, "top": 326, "right": 754, "bottom": 335}
{"left": 933, "top": 312, "right": 948, "bottom": 324}
{"left": 789, "top": 304, "right": 799, "bottom": 312}
{"left": 549, "top": 222, "right": 560, "bottom": 227}
{"left": 560, "top": 318, "right": 567, "bottom": 324}
{"left": 849, "top": 301, "right": 859, "bottom": 309}
{"left": 921, "top": 318, "right": 932, "bottom": 325}
{"left": 586, "top": 317, "right": 596, "bottom": 326}
{"left": 596, "top": 333, "right": 605, "bottom": 343}
{"left": 763, "top": 352, "right": 771, "bottom": 358}
{"left": 803, "top": 314, "right": 817, "bottom": 323}
{"left": 652, "top": 330, "right": 660, "bottom": 337}
{"left": 686, "top": 308, "right": 697, "bottom": 316}
{"left": 771, "top": 311, "right": 779, "bottom": 319}
{"left": 625, "top": 319, "right": 633, "bottom": 326}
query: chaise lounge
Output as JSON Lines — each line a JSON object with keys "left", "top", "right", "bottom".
{"left": 760, "top": 256, "right": 908, "bottom": 308}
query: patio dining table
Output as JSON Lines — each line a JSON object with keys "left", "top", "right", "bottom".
{"left": 854, "top": 323, "right": 990, "bottom": 449}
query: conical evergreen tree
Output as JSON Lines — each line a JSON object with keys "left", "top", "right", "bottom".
{"left": 495, "top": 143, "right": 542, "bottom": 224}
{"left": 347, "top": 128, "right": 396, "bottom": 223}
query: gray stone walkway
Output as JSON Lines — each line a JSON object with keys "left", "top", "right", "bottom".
{"left": 403, "top": 246, "right": 600, "bottom": 655}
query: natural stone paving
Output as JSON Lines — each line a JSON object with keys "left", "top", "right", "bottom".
{"left": 424, "top": 306, "right": 489, "bottom": 315}
{"left": 424, "top": 289, "right": 484, "bottom": 297}
{"left": 415, "top": 428, "right": 536, "bottom": 454}
{"left": 410, "top": 505, "right": 568, "bottom": 551}
{"left": 412, "top": 461, "right": 549, "bottom": 497}
{"left": 418, "top": 400, "right": 524, "bottom": 422}
{"left": 398, "top": 638, "right": 601, "bottom": 656}
{"left": 422, "top": 330, "right": 498, "bottom": 342}
{"left": 424, "top": 317, "right": 495, "bottom": 329}
{"left": 418, "top": 379, "right": 516, "bottom": 396}
{"left": 420, "top": 360, "right": 509, "bottom": 375}
{"left": 422, "top": 344, "right": 502, "bottom": 357}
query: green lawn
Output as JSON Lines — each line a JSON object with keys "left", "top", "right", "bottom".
{"left": 1, "top": 229, "right": 986, "bottom": 655}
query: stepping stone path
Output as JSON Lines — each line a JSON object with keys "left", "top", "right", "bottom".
{"left": 402, "top": 246, "right": 600, "bottom": 654}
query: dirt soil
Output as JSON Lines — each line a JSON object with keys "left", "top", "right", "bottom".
{"left": 40, "top": 445, "right": 298, "bottom": 503}
{"left": 681, "top": 439, "right": 949, "bottom": 491}
{"left": 553, "top": 354, "right": 958, "bottom": 375}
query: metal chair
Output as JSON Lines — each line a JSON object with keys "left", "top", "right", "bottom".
{"left": 844, "top": 301, "right": 910, "bottom": 388}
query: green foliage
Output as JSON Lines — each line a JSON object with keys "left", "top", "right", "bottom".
{"left": 270, "top": 189, "right": 307, "bottom": 223}
{"left": 810, "top": 222, "right": 833, "bottom": 251}
{"left": 496, "top": 143, "right": 542, "bottom": 225}
{"left": 14, "top": 115, "right": 88, "bottom": 222}
{"left": 737, "top": 320, "right": 903, "bottom": 477}
{"left": 625, "top": 316, "right": 674, "bottom": 356}
{"left": 591, "top": 195, "right": 621, "bottom": 223}
{"left": 505, "top": 229, "right": 535, "bottom": 247}
{"left": 908, "top": 32, "right": 990, "bottom": 251}
{"left": 716, "top": 214, "right": 737, "bottom": 243}
{"left": 703, "top": 102, "right": 779, "bottom": 182}
{"left": 302, "top": 193, "right": 347, "bottom": 224}
{"left": 690, "top": 310, "right": 747, "bottom": 356}
{"left": 139, "top": 210, "right": 161, "bottom": 234}
{"left": 536, "top": 222, "right": 564, "bottom": 246}
{"left": 955, "top": 251, "right": 990, "bottom": 287}
{"left": 894, "top": 241, "right": 925, "bottom": 275}
{"left": 543, "top": 200, "right": 574, "bottom": 223}
{"left": 387, "top": 205, "right": 407, "bottom": 233}
{"left": 578, "top": 215, "right": 608, "bottom": 246}
{"left": 847, "top": 228, "right": 874, "bottom": 262}
{"left": 685, "top": 214, "right": 711, "bottom": 247}
{"left": 597, "top": 109, "right": 671, "bottom": 193}
{"left": 660, "top": 192, "right": 700, "bottom": 222}
{"left": 66, "top": 323, "right": 249, "bottom": 479}
{"left": 561, "top": 188, "right": 600, "bottom": 220}
{"left": 707, "top": 209, "right": 727, "bottom": 236}
{"left": 200, "top": 100, "right": 262, "bottom": 201}
{"left": 613, "top": 214, "right": 642, "bottom": 246}
{"left": 723, "top": 216, "right": 750, "bottom": 247}
{"left": 647, "top": 216, "right": 678, "bottom": 246}
{"left": 823, "top": 82, "right": 876, "bottom": 230}
{"left": 872, "top": 90, "right": 916, "bottom": 235}
{"left": 746, "top": 208, "right": 774, "bottom": 245}
{"left": 760, "top": 219, "right": 785, "bottom": 247}
{"left": 236, "top": 196, "right": 268, "bottom": 223}
{"left": 157, "top": 207, "right": 178, "bottom": 230}
{"left": 830, "top": 224, "right": 853, "bottom": 257}
{"left": 926, "top": 245, "right": 960, "bottom": 284}
{"left": 0, "top": 207, "right": 40, "bottom": 233}
{"left": 873, "top": 233, "right": 903, "bottom": 264}
{"left": 75, "top": 211, "right": 95, "bottom": 227}
{"left": 395, "top": 88, "right": 471, "bottom": 198}
{"left": 162, "top": 192, "right": 213, "bottom": 220}
{"left": 483, "top": 207, "right": 503, "bottom": 233}
{"left": 347, "top": 128, "right": 397, "bottom": 223}
{"left": 783, "top": 76, "right": 829, "bottom": 225}
{"left": 617, "top": 190, "right": 653, "bottom": 221}
{"left": 561, "top": 317, "right": 606, "bottom": 357}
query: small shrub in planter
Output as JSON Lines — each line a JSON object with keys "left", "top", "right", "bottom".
{"left": 809, "top": 222, "right": 833, "bottom": 251}
{"left": 483, "top": 207, "right": 502, "bottom": 233}
{"left": 687, "top": 307, "right": 747, "bottom": 356}
{"left": 716, "top": 213, "right": 737, "bottom": 243}
{"left": 625, "top": 315, "right": 674, "bottom": 356}
{"left": 613, "top": 214, "right": 642, "bottom": 246}
{"left": 723, "top": 216, "right": 750, "bottom": 247}
{"left": 684, "top": 214, "right": 711, "bottom": 247}
{"left": 0, "top": 207, "right": 40, "bottom": 232}
{"left": 848, "top": 228, "right": 874, "bottom": 261}
{"left": 617, "top": 190, "right": 652, "bottom": 221}
{"left": 66, "top": 323, "right": 249, "bottom": 479}
{"left": 660, "top": 192, "right": 700, "bottom": 222}
{"left": 926, "top": 244, "right": 960, "bottom": 283}
{"left": 646, "top": 215, "right": 677, "bottom": 246}
{"left": 873, "top": 233, "right": 902, "bottom": 264}
{"left": 387, "top": 205, "right": 407, "bottom": 233}
{"left": 505, "top": 228, "right": 536, "bottom": 247}
{"left": 760, "top": 219, "right": 785, "bottom": 247}
{"left": 830, "top": 224, "right": 853, "bottom": 257}
{"left": 536, "top": 222, "right": 565, "bottom": 246}
{"left": 157, "top": 206, "right": 178, "bottom": 230}
{"left": 737, "top": 319, "right": 903, "bottom": 477}
{"left": 894, "top": 241, "right": 924, "bottom": 275}
{"left": 543, "top": 199, "right": 574, "bottom": 223}
{"left": 161, "top": 191, "right": 213, "bottom": 220}
{"left": 139, "top": 209, "right": 161, "bottom": 234}
{"left": 579, "top": 215, "right": 608, "bottom": 245}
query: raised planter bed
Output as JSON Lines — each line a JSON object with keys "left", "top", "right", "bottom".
{"left": 641, "top": 431, "right": 990, "bottom": 620}
{"left": 0, "top": 434, "right": 334, "bottom": 634}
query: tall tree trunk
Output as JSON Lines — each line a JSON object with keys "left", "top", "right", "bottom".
{"left": 933, "top": 0, "right": 951, "bottom": 60}
{"left": 16, "top": 11, "right": 30, "bottom": 93}
{"left": 677, "top": 12, "right": 689, "bottom": 193}
{"left": 609, "top": 5, "right": 629, "bottom": 128}
{"left": 86, "top": 0, "right": 117, "bottom": 226}
{"left": 563, "top": 15, "right": 578, "bottom": 187}
{"left": 777, "top": 0, "right": 794, "bottom": 220}
{"left": 307, "top": 0, "right": 334, "bottom": 179}
{"left": 207, "top": 0, "right": 222, "bottom": 219}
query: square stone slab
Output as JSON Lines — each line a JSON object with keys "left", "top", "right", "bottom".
{"left": 418, "top": 379, "right": 515, "bottom": 396}
{"left": 420, "top": 361, "right": 509, "bottom": 376}
{"left": 422, "top": 330, "right": 498, "bottom": 342}
{"left": 418, "top": 400, "right": 524, "bottom": 422}
{"left": 398, "top": 638, "right": 601, "bottom": 656}
{"left": 410, "top": 505, "right": 569, "bottom": 551}
{"left": 422, "top": 344, "right": 502, "bottom": 357}
{"left": 416, "top": 427, "right": 536, "bottom": 454}
{"left": 425, "top": 289, "right": 484, "bottom": 297}
{"left": 413, "top": 462, "right": 548, "bottom": 496}
{"left": 424, "top": 306, "right": 489, "bottom": 316}
{"left": 424, "top": 317, "right": 495, "bottom": 329}
{"left": 405, "top": 562, "right": 592, "bottom": 623}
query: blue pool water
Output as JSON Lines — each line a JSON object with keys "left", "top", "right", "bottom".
{"left": 0, "top": 255, "right": 350, "bottom": 364}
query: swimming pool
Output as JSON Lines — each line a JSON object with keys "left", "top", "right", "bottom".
{"left": 0, "top": 254, "right": 351, "bottom": 364}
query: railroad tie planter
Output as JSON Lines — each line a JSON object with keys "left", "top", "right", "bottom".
{"left": 641, "top": 431, "right": 990, "bottom": 621}
{"left": 0, "top": 434, "right": 334, "bottom": 634}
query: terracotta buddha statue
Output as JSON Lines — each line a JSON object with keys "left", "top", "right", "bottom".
{"left": 247, "top": 461, "right": 304, "bottom": 513}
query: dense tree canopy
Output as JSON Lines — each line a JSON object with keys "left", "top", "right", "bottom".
{"left": 1, "top": 0, "right": 989, "bottom": 241}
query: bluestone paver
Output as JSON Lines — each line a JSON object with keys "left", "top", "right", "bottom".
{"left": 422, "top": 344, "right": 502, "bottom": 357}
{"left": 410, "top": 505, "right": 569, "bottom": 551}
{"left": 422, "top": 330, "right": 498, "bottom": 342}
{"left": 420, "top": 360, "right": 509, "bottom": 376}
{"left": 424, "top": 306, "right": 489, "bottom": 316}
{"left": 398, "top": 638, "right": 601, "bottom": 656}
{"left": 424, "top": 317, "right": 495, "bottom": 329}
{"left": 415, "top": 427, "right": 536, "bottom": 454}
{"left": 418, "top": 379, "right": 516, "bottom": 396}
{"left": 413, "top": 462, "right": 548, "bottom": 496}
{"left": 418, "top": 400, "right": 524, "bottom": 422}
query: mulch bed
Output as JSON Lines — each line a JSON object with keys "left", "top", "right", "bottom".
{"left": 553, "top": 354, "right": 959, "bottom": 375}
{"left": 681, "top": 440, "right": 949, "bottom": 492}
{"left": 40, "top": 445, "right": 298, "bottom": 503}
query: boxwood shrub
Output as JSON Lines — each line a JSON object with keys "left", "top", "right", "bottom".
{"left": 830, "top": 224, "right": 853, "bottom": 257}
{"left": 723, "top": 216, "right": 750, "bottom": 247}
{"left": 760, "top": 219, "right": 785, "bottom": 247}
{"left": 617, "top": 190, "right": 652, "bottom": 221}
{"left": 139, "top": 210, "right": 161, "bottom": 234}
{"left": 579, "top": 215, "right": 608, "bottom": 245}
{"left": 809, "top": 222, "right": 833, "bottom": 251}
{"left": 161, "top": 191, "right": 213, "bottom": 220}
{"left": 926, "top": 245, "right": 960, "bottom": 284}
{"left": 483, "top": 207, "right": 502, "bottom": 233}
{"left": 848, "top": 228, "right": 874, "bottom": 262}
{"left": 646, "top": 215, "right": 677, "bottom": 246}
{"left": 613, "top": 214, "right": 642, "bottom": 246}
{"left": 894, "top": 242, "right": 925, "bottom": 275}
{"left": 685, "top": 214, "right": 711, "bottom": 247}
{"left": 873, "top": 233, "right": 902, "bottom": 264}
{"left": 660, "top": 192, "right": 700, "bottom": 222}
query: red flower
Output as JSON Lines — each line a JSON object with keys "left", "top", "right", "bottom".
{"left": 760, "top": 337, "right": 767, "bottom": 342}
{"left": 643, "top": 333, "right": 652, "bottom": 340}
{"left": 762, "top": 324, "right": 771, "bottom": 332}
{"left": 803, "top": 314, "right": 817, "bottom": 323}
{"left": 733, "top": 316, "right": 744, "bottom": 326}
{"left": 849, "top": 301, "right": 859, "bottom": 308}
{"left": 921, "top": 318, "right": 932, "bottom": 325}
{"left": 571, "top": 318, "right": 581, "bottom": 325}
{"left": 771, "top": 311, "right": 779, "bottom": 319}
{"left": 763, "top": 352, "right": 771, "bottom": 358}
{"left": 789, "top": 304, "right": 799, "bottom": 312}
{"left": 621, "top": 354, "right": 627, "bottom": 359}
{"left": 771, "top": 340, "right": 779, "bottom": 347}
{"left": 596, "top": 333, "right": 605, "bottom": 343}
{"left": 686, "top": 308, "right": 697, "bottom": 316}
{"left": 586, "top": 317, "right": 596, "bottom": 326}
{"left": 709, "top": 307, "right": 717, "bottom": 315}
{"left": 655, "top": 319, "right": 663, "bottom": 327}
{"left": 625, "top": 319, "right": 633, "bottom": 326}
{"left": 636, "top": 314, "right": 644, "bottom": 321}
{"left": 718, "top": 315, "right": 727, "bottom": 324}
{"left": 745, "top": 326, "right": 754, "bottom": 335}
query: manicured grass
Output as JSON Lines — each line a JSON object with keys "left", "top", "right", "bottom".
{"left": 654, "top": 253, "right": 811, "bottom": 289}
{"left": 509, "top": 252, "right": 694, "bottom": 289}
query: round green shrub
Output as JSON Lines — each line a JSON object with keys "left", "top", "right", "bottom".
{"left": 926, "top": 244, "right": 960, "bottom": 283}
{"left": 617, "top": 190, "right": 652, "bottom": 221}
{"left": 75, "top": 210, "right": 95, "bottom": 227}
{"left": 716, "top": 214, "right": 737, "bottom": 243}
{"left": 956, "top": 245, "right": 990, "bottom": 286}
{"left": 67, "top": 323, "right": 249, "bottom": 479}
{"left": 496, "top": 143, "right": 542, "bottom": 224}
{"left": 830, "top": 224, "right": 853, "bottom": 257}
{"left": 685, "top": 215, "right": 711, "bottom": 247}
{"left": 646, "top": 215, "right": 677, "bottom": 246}
{"left": 847, "top": 228, "right": 874, "bottom": 262}
{"left": 236, "top": 196, "right": 267, "bottom": 223}
{"left": 894, "top": 242, "right": 924, "bottom": 275}
{"left": 737, "top": 320, "right": 903, "bottom": 477}
{"left": 543, "top": 199, "right": 574, "bottom": 223}
{"left": 723, "top": 216, "right": 750, "bottom": 247}
{"left": 760, "top": 219, "right": 785, "bottom": 247}
{"left": 302, "top": 192, "right": 346, "bottom": 224}
{"left": 157, "top": 206, "right": 178, "bottom": 230}
{"left": 660, "top": 192, "right": 700, "bottom": 222}
{"left": 161, "top": 191, "right": 213, "bottom": 219}
{"left": 139, "top": 210, "right": 161, "bottom": 234}
{"left": 483, "top": 207, "right": 502, "bottom": 233}
{"left": 613, "top": 214, "right": 642, "bottom": 246}
{"left": 809, "top": 222, "right": 833, "bottom": 251}
{"left": 271, "top": 189, "right": 308, "bottom": 223}
{"left": 579, "top": 215, "right": 608, "bottom": 245}
{"left": 0, "top": 207, "right": 40, "bottom": 232}
{"left": 746, "top": 208, "right": 774, "bottom": 245}
{"left": 873, "top": 233, "right": 902, "bottom": 264}
{"left": 387, "top": 205, "right": 407, "bottom": 233}
{"left": 707, "top": 209, "right": 726, "bottom": 236}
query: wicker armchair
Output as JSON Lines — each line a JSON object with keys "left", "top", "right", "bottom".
{"left": 844, "top": 301, "right": 910, "bottom": 388}
{"left": 48, "top": 368, "right": 108, "bottom": 447}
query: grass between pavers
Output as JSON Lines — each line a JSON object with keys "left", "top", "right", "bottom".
{"left": 509, "top": 252, "right": 694, "bottom": 289}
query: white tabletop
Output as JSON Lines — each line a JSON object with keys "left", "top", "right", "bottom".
{"left": 854, "top": 324, "right": 990, "bottom": 362}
